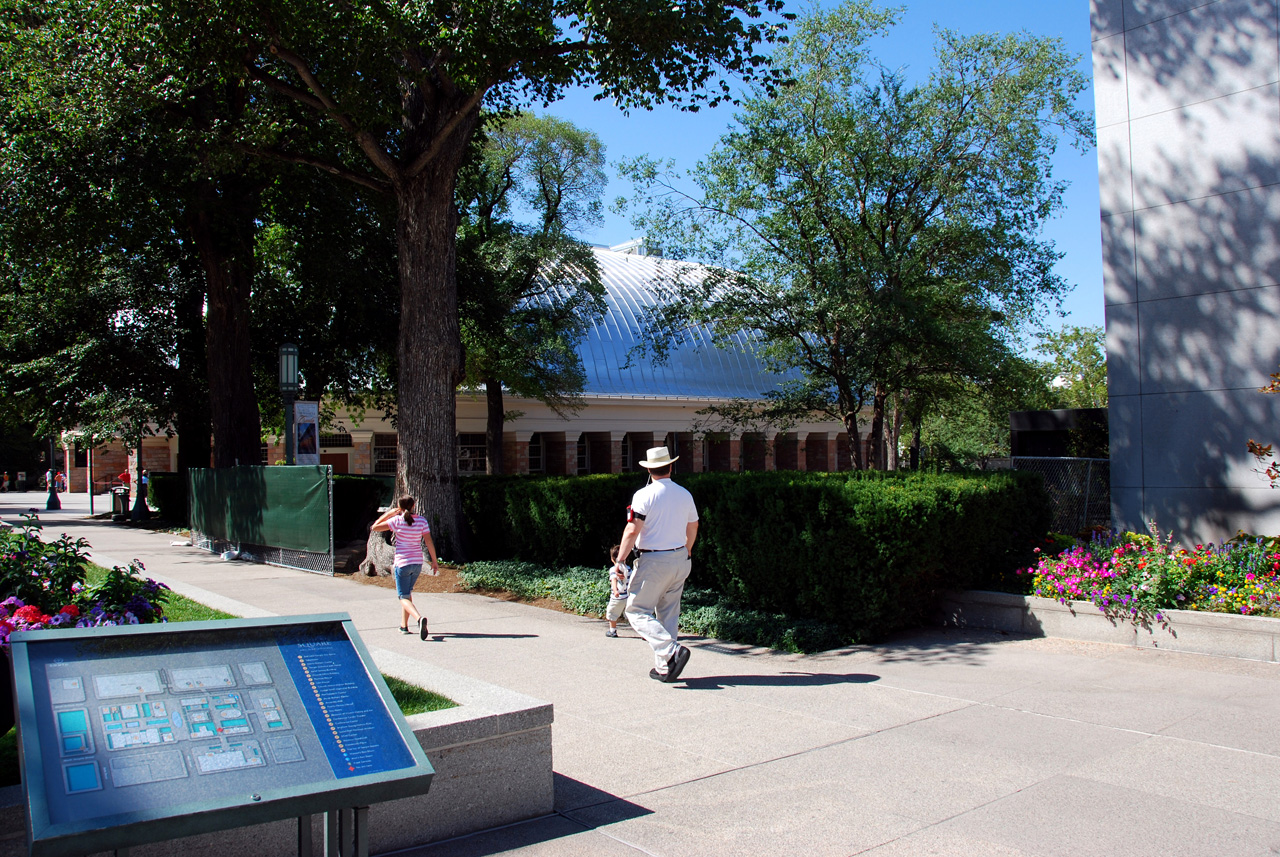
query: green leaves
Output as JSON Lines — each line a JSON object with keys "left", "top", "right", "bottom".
{"left": 622, "top": 1, "right": 1093, "bottom": 463}
{"left": 1036, "top": 324, "right": 1107, "bottom": 409}
{"left": 456, "top": 112, "right": 607, "bottom": 413}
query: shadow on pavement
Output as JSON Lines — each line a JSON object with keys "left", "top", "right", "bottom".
{"left": 425, "top": 632, "right": 539, "bottom": 641}
{"left": 553, "top": 773, "right": 654, "bottom": 816}
{"left": 677, "top": 671, "right": 879, "bottom": 690}
{"left": 868, "top": 627, "right": 1030, "bottom": 667}
{"left": 397, "top": 776, "right": 651, "bottom": 856}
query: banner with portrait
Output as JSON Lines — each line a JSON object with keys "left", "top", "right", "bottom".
{"left": 294, "top": 401, "right": 320, "bottom": 466}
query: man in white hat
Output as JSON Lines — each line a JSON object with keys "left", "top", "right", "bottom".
{"left": 615, "top": 446, "right": 699, "bottom": 683}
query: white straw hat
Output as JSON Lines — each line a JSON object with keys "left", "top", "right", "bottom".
{"left": 638, "top": 446, "right": 679, "bottom": 468}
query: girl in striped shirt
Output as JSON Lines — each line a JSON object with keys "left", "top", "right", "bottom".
{"left": 372, "top": 496, "right": 439, "bottom": 639}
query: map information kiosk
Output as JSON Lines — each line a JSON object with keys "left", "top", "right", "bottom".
{"left": 10, "top": 614, "right": 434, "bottom": 857}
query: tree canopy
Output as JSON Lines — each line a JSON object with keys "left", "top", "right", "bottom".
{"left": 456, "top": 113, "right": 607, "bottom": 474}
{"left": 622, "top": 0, "right": 1093, "bottom": 468}
{"left": 1036, "top": 324, "right": 1107, "bottom": 409}
{"left": 217, "top": 0, "right": 789, "bottom": 553}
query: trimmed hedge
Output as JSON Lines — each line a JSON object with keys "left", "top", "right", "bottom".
{"left": 684, "top": 470, "right": 1050, "bottom": 639}
{"left": 460, "top": 473, "right": 643, "bottom": 567}
{"left": 461, "top": 470, "right": 1050, "bottom": 641}
{"left": 145, "top": 472, "right": 185, "bottom": 523}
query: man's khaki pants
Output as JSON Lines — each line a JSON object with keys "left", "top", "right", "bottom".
{"left": 625, "top": 551, "right": 691, "bottom": 673}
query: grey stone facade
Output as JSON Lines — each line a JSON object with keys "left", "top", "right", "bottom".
{"left": 1094, "top": 0, "right": 1280, "bottom": 541}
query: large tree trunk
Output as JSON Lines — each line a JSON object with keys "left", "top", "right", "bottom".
{"left": 175, "top": 281, "right": 212, "bottom": 475}
{"left": 395, "top": 164, "right": 469, "bottom": 559}
{"left": 189, "top": 178, "right": 261, "bottom": 468}
{"left": 868, "top": 384, "right": 888, "bottom": 470}
{"left": 842, "top": 413, "right": 863, "bottom": 470}
{"left": 910, "top": 425, "right": 921, "bottom": 471}
{"left": 485, "top": 377, "right": 504, "bottom": 475}
{"left": 888, "top": 403, "right": 902, "bottom": 471}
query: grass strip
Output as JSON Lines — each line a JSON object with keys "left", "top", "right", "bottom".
{"left": 381, "top": 675, "right": 455, "bottom": 716}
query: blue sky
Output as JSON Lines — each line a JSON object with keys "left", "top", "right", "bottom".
{"left": 537, "top": 0, "right": 1103, "bottom": 336}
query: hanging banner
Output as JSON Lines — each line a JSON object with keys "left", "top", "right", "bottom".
{"left": 294, "top": 401, "right": 320, "bottom": 465}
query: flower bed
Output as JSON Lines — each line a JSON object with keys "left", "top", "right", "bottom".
{"left": 0, "top": 514, "right": 171, "bottom": 739}
{"left": 0, "top": 515, "right": 170, "bottom": 650}
{"left": 1018, "top": 525, "right": 1280, "bottom": 628}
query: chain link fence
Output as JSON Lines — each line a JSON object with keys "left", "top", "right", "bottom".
{"left": 1011, "top": 457, "right": 1111, "bottom": 535}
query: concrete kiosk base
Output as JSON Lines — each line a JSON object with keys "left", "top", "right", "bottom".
{"left": 0, "top": 649, "right": 553, "bottom": 857}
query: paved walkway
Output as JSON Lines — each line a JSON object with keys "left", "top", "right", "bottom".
{"left": 7, "top": 491, "right": 1280, "bottom": 856}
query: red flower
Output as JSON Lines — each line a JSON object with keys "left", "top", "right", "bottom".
{"left": 14, "top": 604, "right": 50, "bottom": 624}
{"left": 59, "top": 605, "right": 79, "bottom": 617}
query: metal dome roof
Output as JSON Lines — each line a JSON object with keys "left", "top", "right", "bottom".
{"left": 571, "top": 247, "right": 798, "bottom": 400}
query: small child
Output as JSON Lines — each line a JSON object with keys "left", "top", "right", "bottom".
{"left": 605, "top": 544, "right": 632, "bottom": 638}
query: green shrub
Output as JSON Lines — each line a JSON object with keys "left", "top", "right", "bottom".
{"left": 462, "top": 470, "right": 1050, "bottom": 641}
{"left": 332, "top": 475, "right": 391, "bottom": 542}
{"left": 144, "top": 471, "right": 185, "bottom": 523}
{"left": 685, "top": 470, "right": 1049, "bottom": 639}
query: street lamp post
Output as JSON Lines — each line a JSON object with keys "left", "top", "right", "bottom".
{"left": 279, "top": 344, "right": 299, "bottom": 466}
{"left": 46, "top": 436, "right": 60, "bottom": 511}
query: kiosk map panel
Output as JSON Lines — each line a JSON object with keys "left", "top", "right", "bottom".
{"left": 16, "top": 619, "right": 421, "bottom": 832}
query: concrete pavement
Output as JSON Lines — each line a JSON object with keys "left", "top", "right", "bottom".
{"left": 7, "top": 490, "right": 1280, "bottom": 857}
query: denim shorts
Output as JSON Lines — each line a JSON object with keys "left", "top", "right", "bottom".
{"left": 394, "top": 564, "right": 422, "bottom": 599}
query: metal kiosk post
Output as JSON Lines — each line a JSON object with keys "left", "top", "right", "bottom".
{"left": 10, "top": 614, "right": 434, "bottom": 857}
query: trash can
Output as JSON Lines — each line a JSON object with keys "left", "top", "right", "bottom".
{"left": 111, "top": 487, "right": 129, "bottom": 516}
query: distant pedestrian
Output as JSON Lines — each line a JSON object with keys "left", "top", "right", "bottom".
{"left": 1, "top": 473, "right": 8, "bottom": 492}
{"left": 117, "top": 470, "right": 131, "bottom": 500}
{"left": 139, "top": 470, "right": 149, "bottom": 505}
{"left": 603, "top": 544, "right": 631, "bottom": 638}
{"left": 371, "top": 497, "right": 439, "bottom": 640}
{"left": 614, "top": 446, "right": 699, "bottom": 683}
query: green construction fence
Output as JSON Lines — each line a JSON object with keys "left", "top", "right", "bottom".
{"left": 188, "top": 466, "right": 332, "bottom": 558}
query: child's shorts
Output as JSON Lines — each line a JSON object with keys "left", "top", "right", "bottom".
{"left": 394, "top": 564, "right": 422, "bottom": 599}
{"left": 606, "top": 595, "right": 628, "bottom": 623}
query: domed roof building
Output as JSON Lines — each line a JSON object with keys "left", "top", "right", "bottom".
{"left": 445, "top": 245, "right": 853, "bottom": 475}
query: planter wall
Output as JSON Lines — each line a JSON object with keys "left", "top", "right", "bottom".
{"left": 0, "top": 649, "right": 553, "bottom": 857}
{"left": 937, "top": 590, "right": 1280, "bottom": 663}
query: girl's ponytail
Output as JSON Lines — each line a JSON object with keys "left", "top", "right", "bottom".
{"left": 397, "top": 496, "right": 416, "bottom": 526}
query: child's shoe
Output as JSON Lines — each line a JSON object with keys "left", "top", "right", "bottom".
{"left": 605, "top": 627, "right": 618, "bottom": 638}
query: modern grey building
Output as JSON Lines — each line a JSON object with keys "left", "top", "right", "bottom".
{"left": 1093, "top": 0, "right": 1280, "bottom": 541}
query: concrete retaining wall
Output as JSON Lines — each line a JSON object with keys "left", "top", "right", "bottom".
{"left": 0, "top": 648, "right": 553, "bottom": 856}
{"left": 937, "top": 589, "right": 1280, "bottom": 662}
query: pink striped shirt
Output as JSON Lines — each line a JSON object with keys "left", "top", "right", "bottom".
{"left": 386, "top": 515, "right": 431, "bottom": 568}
